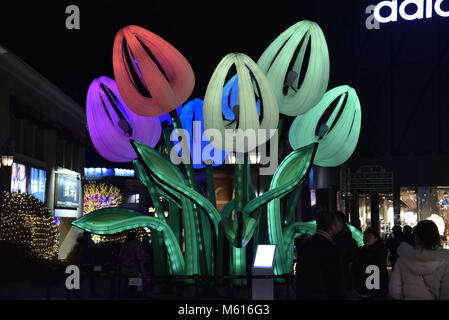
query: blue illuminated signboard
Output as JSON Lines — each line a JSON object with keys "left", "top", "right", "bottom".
{"left": 28, "top": 167, "right": 46, "bottom": 203}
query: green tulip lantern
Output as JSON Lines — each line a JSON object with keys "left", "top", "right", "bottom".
{"left": 203, "top": 53, "right": 279, "bottom": 153}
{"left": 289, "top": 85, "right": 362, "bottom": 167}
{"left": 258, "top": 20, "right": 330, "bottom": 116}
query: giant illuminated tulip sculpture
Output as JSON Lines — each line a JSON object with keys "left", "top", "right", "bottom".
{"left": 203, "top": 53, "right": 279, "bottom": 152}
{"left": 73, "top": 22, "right": 364, "bottom": 284}
{"left": 203, "top": 53, "right": 279, "bottom": 282}
{"left": 258, "top": 20, "right": 330, "bottom": 116}
{"left": 174, "top": 98, "right": 229, "bottom": 169}
{"left": 86, "top": 76, "right": 161, "bottom": 162}
{"left": 289, "top": 85, "right": 362, "bottom": 167}
{"left": 113, "top": 25, "right": 195, "bottom": 117}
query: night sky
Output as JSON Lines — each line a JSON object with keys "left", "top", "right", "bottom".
{"left": 2, "top": 1, "right": 449, "bottom": 182}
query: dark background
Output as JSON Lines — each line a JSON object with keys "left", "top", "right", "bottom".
{"left": 1, "top": 0, "right": 449, "bottom": 186}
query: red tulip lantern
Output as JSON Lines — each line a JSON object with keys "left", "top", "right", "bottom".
{"left": 113, "top": 25, "right": 195, "bottom": 117}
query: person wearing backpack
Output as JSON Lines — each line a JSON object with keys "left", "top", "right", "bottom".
{"left": 389, "top": 220, "right": 449, "bottom": 300}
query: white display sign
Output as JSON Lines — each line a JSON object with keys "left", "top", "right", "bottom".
{"left": 253, "top": 245, "right": 276, "bottom": 268}
{"left": 366, "top": 0, "right": 449, "bottom": 29}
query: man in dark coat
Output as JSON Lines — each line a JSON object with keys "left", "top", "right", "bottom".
{"left": 333, "top": 211, "right": 359, "bottom": 299}
{"left": 296, "top": 211, "right": 345, "bottom": 300}
{"left": 352, "top": 228, "right": 389, "bottom": 300}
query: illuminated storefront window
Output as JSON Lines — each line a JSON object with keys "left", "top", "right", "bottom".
{"left": 400, "top": 187, "right": 418, "bottom": 227}
{"left": 379, "top": 195, "right": 394, "bottom": 236}
{"left": 356, "top": 186, "right": 449, "bottom": 242}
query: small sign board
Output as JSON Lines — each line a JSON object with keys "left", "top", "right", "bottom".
{"left": 253, "top": 245, "right": 276, "bottom": 268}
{"left": 129, "top": 278, "right": 142, "bottom": 287}
{"left": 351, "top": 165, "right": 393, "bottom": 194}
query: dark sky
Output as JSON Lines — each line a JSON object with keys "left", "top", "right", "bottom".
{"left": 0, "top": 1, "right": 318, "bottom": 106}
{"left": 2, "top": 0, "right": 449, "bottom": 180}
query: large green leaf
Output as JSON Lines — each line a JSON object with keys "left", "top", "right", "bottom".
{"left": 132, "top": 140, "right": 229, "bottom": 276}
{"left": 267, "top": 143, "right": 317, "bottom": 275}
{"left": 239, "top": 143, "right": 317, "bottom": 250}
{"left": 72, "top": 208, "right": 185, "bottom": 275}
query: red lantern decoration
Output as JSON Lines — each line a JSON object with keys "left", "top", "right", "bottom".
{"left": 113, "top": 25, "right": 195, "bottom": 117}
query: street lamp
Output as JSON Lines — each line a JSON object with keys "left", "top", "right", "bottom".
{"left": 0, "top": 138, "right": 15, "bottom": 168}
{"left": 1, "top": 155, "right": 14, "bottom": 167}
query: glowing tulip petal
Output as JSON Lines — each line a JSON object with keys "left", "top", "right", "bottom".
{"left": 289, "top": 85, "right": 362, "bottom": 167}
{"left": 86, "top": 76, "right": 161, "bottom": 162}
{"left": 113, "top": 25, "right": 195, "bottom": 117}
{"left": 158, "top": 106, "right": 182, "bottom": 125}
{"left": 203, "top": 53, "right": 279, "bottom": 152}
{"left": 258, "top": 20, "right": 330, "bottom": 116}
{"left": 172, "top": 98, "right": 228, "bottom": 169}
{"left": 222, "top": 74, "right": 261, "bottom": 120}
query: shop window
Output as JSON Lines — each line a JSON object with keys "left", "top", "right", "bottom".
{"left": 400, "top": 187, "right": 418, "bottom": 227}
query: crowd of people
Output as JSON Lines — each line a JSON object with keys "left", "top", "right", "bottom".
{"left": 295, "top": 211, "right": 449, "bottom": 300}
{"left": 70, "top": 211, "right": 449, "bottom": 300}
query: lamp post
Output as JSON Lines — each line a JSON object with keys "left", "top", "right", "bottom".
{"left": 1, "top": 155, "right": 14, "bottom": 168}
{"left": 0, "top": 138, "right": 15, "bottom": 227}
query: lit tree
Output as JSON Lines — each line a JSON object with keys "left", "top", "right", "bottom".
{"left": 0, "top": 192, "right": 59, "bottom": 260}
{"left": 83, "top": 182, "right": 123, "bottom": 216}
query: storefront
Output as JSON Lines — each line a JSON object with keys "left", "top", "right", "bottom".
{"left": 353, "top": 186, "right": 448, "bottom": 243}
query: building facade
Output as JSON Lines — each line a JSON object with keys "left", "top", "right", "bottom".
{"left": 0, "top": 44, "right": 85, "bottom": 259}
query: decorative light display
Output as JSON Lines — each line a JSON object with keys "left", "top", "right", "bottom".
{"left": 0, "top": 192, "right": 59, "bottom": 260}
{"left": 289, "top": 85, "right": 362, "bottom": 167}
{"left": 83, "top": 182, "right": 126, "bottom": 243}
{"left": 221, "top": 75, "right": 260, "bottom": 120}
{"left": 72, "top": 22, "right": 363, "bottom": 282}
{"left": 92, "top": 228, "right": 149, "bottom": 244}
{"left": 84, "top": 167, "right": 135, "bottom": 179}
{"left": 113, "top": 25, "right": 195, "bottom": 117}
{"left": 203, "top": 53, "right": 279, "bottom": 152}
{"left": 72, "top": 207, "right": 185, "bottom": 275}
{"left": 83, "top": 182, "right": 123, "bottom": 216}
{"left": 86, "top": 76, "right": 161, "bottom": 162}
{"left": 257, "top": 20, "right": 330, "bottom": 116}
{"left": 159, "top": 106, "right": 182, "bottom": 124}
{"left": 172, "top": 98, "right": 228, "bottom": 169}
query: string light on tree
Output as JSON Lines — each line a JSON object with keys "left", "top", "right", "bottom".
{"left": 0, "top": 192, "right": 59, "bottom": 260}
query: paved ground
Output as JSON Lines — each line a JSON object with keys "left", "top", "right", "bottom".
{"left": 0, "top": 275, "right": 296, "bottom": 300}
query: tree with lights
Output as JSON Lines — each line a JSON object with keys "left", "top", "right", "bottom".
{"left": 0, "top": 191, "right": 59, "bottom": 260}
{"left": 83, "top": 182, "right": 123, "bottom": 216}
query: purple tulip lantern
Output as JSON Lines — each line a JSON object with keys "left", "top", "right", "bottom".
{"left": 86, "top": 76, "right": 161, "bottom": 162}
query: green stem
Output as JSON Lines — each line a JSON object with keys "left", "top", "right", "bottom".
{"left": 206, "top": 165, "right": 216, "bottom": 208}
{"left": 284, "top": 186, "right": 303, "bottom": 226}
{"left": 169, "top": 110, "right": 208, "bottom": 276}
{"left": 169, "top": 110, "right": 198, "bottom": 191}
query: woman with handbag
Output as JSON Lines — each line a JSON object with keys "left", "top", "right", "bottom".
{"left": 389, "top": 220, "right": 449, "bottom": 300}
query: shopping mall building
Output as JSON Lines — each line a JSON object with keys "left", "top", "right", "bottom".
{"left": 0, "top": 44, "right": 85, "bottom": 259}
